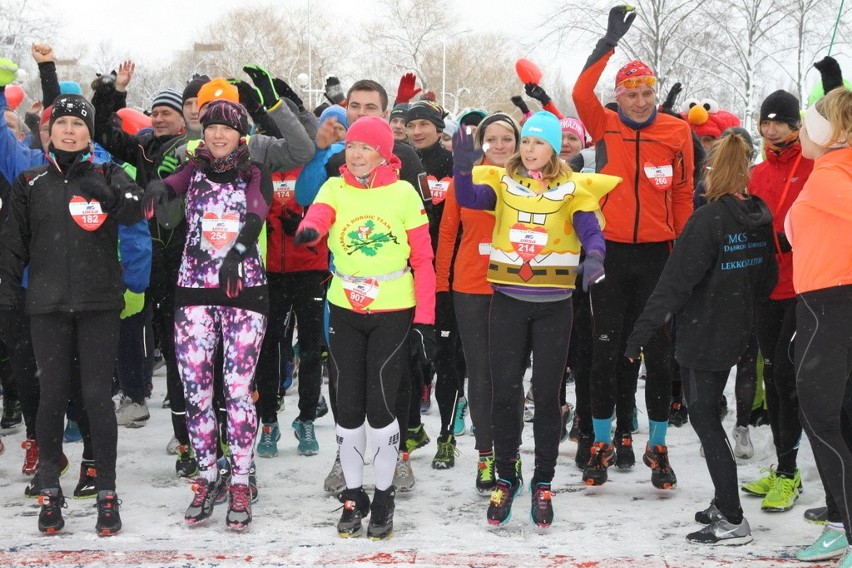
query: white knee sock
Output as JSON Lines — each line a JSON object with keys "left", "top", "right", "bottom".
{"left": 368, "top": 421, "right": 400, "bottom": 491}
{"left": 337, "top": 423, "right": 366, "bottom": 489}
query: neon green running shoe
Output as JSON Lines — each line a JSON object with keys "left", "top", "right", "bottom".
{"left": 796, "top": 526, "right": 848, "bottom": 561}
{"left": 761, "top": 469, "right": 802, "bottom": 512}
{"left": 431, "top": 434, "right": 459, "bottom": 470}
{"left": 405, "top": 424, "right": 430, "bottom": 454}
{"left": 741, "top": 467, "right": 777, "bottom": 496}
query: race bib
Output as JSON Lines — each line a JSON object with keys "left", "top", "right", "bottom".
{"left": 201, "top": 212, "right": 240, "bottom": 251}
{"left": 478, "top": 240, "right": 492, "bottom": 256}
{"left": 68, "top": 196, "right": 106, "bottom": 231}
{"left": 509, "top": 224, "right": 548, "bottom": 260}
{"left": 429, "top": 177, "right": 451, "bottom": 205}
{"left": 644, "top": 162, "right": 673, "bottom": 190}
{"left": 341, "top": 278, "right": 380, "bottom": 310}
{"left": 273, "top": 178, "right": 296, "bottom": 204}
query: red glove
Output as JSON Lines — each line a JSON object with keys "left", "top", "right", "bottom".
{"left": 395, "top": 72, "right": 421, "bottom": 104}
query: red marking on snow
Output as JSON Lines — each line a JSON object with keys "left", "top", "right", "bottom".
{"left": 0, "top": 550, "right": 839, "bottom": 567}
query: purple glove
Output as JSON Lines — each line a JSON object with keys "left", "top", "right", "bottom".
{"left": 452, "top": 126, "right": 484, "bottom": 173}
{"left": 575, "top": 250, "right": 605, "bottom": 292}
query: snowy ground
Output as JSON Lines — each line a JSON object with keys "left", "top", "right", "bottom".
{"left": 0, "top": 367, "right": 839, "bottom": 568}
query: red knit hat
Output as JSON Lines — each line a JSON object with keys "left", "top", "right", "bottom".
{"left": 346, "top": 116, "right": 395, "bottom": 163}
{"left": 616, "top": 60, "right": 656, "bottom": 86}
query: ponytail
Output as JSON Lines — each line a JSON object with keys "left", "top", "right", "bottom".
{"left": 702, "top": 131, "right": 752, "bottom": 202}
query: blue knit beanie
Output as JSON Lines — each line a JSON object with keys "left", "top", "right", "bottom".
{"left": 59, "top": 81, "right": 83, "bottom": 96}
{"left": 521, "top": 111, "right": 562, "bottom": 155}
{"left": 319, "top": 104, "right": 348, "bottom": 130}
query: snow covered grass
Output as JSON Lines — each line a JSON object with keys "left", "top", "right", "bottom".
{"left": 0, "top": 368, "right": 835, "bottom": 567}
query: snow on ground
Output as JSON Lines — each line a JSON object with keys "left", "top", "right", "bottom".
{"left": 0, "top": 367, "right": 838, "bottom": 567}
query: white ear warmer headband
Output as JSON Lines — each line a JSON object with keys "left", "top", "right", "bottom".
{"left": 804, "top": 105, "right": 833, "bottom": 147}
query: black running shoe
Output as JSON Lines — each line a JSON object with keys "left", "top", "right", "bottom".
{"left": 367, "top": 486, "right": 396, "bottom": 540}
{"left": 487, "top": 478, "right": 521, "bottom": 526}
{"left": 1, "top": 399, "right": 22, "bottom": 429}
{"left": 337, "top": 487, "right": 371, "bottom": 538}
{"left": 575, "top": 433, "right": 593, "bottom": 470}
{"left": 175, "top": 445, "right": 199, "bottom": 478}
{"left": 38, "top": 488, "right": 66, "bottom": 534}
{"left": 530, "top": 482, "right": 553, "bottom": 528}
{"left": 669, "top": 399, "right": 689, "bottom": 427}
{"left": 74, "top": 460, "right": 97, "bottom": 499}
{"left": 95, "top": 490, "right": 122, "bottom": 536}
{"left": 583, "top": 442, "right": 615, "bottom": 486}
{"left": 614, "top": 431, "right": 635, "bottom": 470}
{"left": 643, "top": 444, "right": 677, "bottom": 489}
{"left": 695, "top": 500, "right": 725, "bottom": 524}
{"left": 804, "top": 506, "right": 828, "bottom": 525}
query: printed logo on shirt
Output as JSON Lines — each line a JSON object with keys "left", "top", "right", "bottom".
{"left": 339, "top": 216, "right": 398, "bottom": 257}
{"left": 643, "top": 162, "right": 673, "bottom": 190}
{"left": 68, "top": 196, "right": 106, "bottom": 231}
{"left": 509, "top": 224, "right": 548, "bottom": 260}
{"left": 201, "top": 212, "right": 240, "bottom": 251}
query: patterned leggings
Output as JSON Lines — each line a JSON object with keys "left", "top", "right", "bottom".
{"left": 175, "top": 305, "right": 267, "bottom": 484}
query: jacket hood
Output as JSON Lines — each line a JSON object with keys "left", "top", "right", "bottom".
{"left": 720, "top": 194, "right": 773, "bottom": 228}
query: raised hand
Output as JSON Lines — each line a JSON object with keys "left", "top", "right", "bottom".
{"left": 115, "top": 60, "right": 135, "bottom": 92}
{"left": 395, "top": 72, "right": 421, "bottom": 104}
{"left": 524, "top": 82, "right": 552, "bottom": 106}
{"left": 452, "top": 126, "right": 484, "bottom": 173}
{"left": 604, "top": 5, "right": 637, "bottom": 46}
{"left": 31, "top": 44, "right": 54, "bottom": 64}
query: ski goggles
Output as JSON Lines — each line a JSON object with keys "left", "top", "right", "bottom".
{"left": 617, "top": 76, "right": 657, "bottom": 90}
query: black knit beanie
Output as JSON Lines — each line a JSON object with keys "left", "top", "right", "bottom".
{"left": 759, "top": 90, "right": 800, "bottom": 129}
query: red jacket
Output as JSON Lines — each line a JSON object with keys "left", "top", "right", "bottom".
{"left": 573, "top": 47, "right": 694, "bottom": 244}
{"left": 748, "top": 143, "right": 813, "bottom": 300}
{"left": 266, "top": 169, "right": 329, "bottom": 274}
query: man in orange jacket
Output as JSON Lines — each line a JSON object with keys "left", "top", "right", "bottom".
{"left": 572, "top": 5, "right": 694, "bottom": 490}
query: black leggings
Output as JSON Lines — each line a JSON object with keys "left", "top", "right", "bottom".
{"left": 328, "top": 304, "right": 411, "bottom": 430}
{"left": 152, "top": 288, "right": 189, "bottom": 446}
{"left": 590, "top": 241, "right": 673, "bottom": 429}
{"left": 734, "top": 332, "right": 758, "bottom": 428}
{"left": 756, "top": 297, "right": 800, "bottom": 474}
{"left": 31, "top": 310, "right": 121, "bottom": 492}
{"left": 490, "top": 292, "right": 572, "bottom": 484}
{"left": 796, "top": 287, "right": 852, "bottom": 540}
{"left": 435, "top": 293, "right": 465, "bottom": 435}
{"left": 682, "top": 367, "right": 742, "bottom": 522}
{"left": 116, "top": 304, "right": 150, "bottom": 404}
{"left": 454, "top": 292, "right": 493, "bottom": 451}
{"left": 568, "top": 287, "right": 593, "bottom": 438}
{"left": 0, "top": 303, "right": 38, "bottom": 439}
{"left": 256, "top": 271, "right": 326, "bottom": 423}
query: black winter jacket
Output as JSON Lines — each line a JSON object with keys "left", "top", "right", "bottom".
{"left": 625, "top": 194, "right": 777, "bottom": 370}
{"left": 0, "top": 155, "right": 144, "bottom": 314}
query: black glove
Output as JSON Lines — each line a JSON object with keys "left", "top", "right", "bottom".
{"left": 294, "top": 227, "right": 319, "bottom": 246}
{"left": 219, "top": 247, "right": 245, "bottom": 299}
{"left": 661, "top": 82, "right": 682, "bottom": 113}
{"left": 143, "top": 180, "right": 168, "bottom": 220}
{"left": 603, "top": 5, "right": 637, "bottom": 46}
{"left": 524, "top": 82, "right": 551, "bottom": 106}
{"left": 242, "top": 65, "right": 279, "bottom": 109}
{"left": 279, "top": 209, "right": 302, "bottom": 236}
{"left": 452, "top": 125, "right": 484, "bottom": 173}
{"left": 230, "top": 79, "right": 264, "bottom": 116}
{"left": 814, "top": 56, "right": 844, "bottom": 95}
{"left": 272, "top": 78, "right": 305, "bottom": 112}
{"left": 324, "top": 76, "right": 345, "bottom": 105}
{"left": 510, "top": 95, "right": 530, "bottom": 115}
{"left": 410, "top": 323, "right": 436, "bottom": 363}
{"left": 575, "top": 250, "right": 605, "bottom": 292}
{"left": 83, "top": 175, "right": 119, "bottom": 213}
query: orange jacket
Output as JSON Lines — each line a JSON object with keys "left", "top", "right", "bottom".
{"left": 787, "top": 146, "right": 852, "bottom": 295}
{"left": 435, "top": 178, "right": 495, "bottom": 295}
{"left": 573, "top": 47, "right": 694, "bottom": 244}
